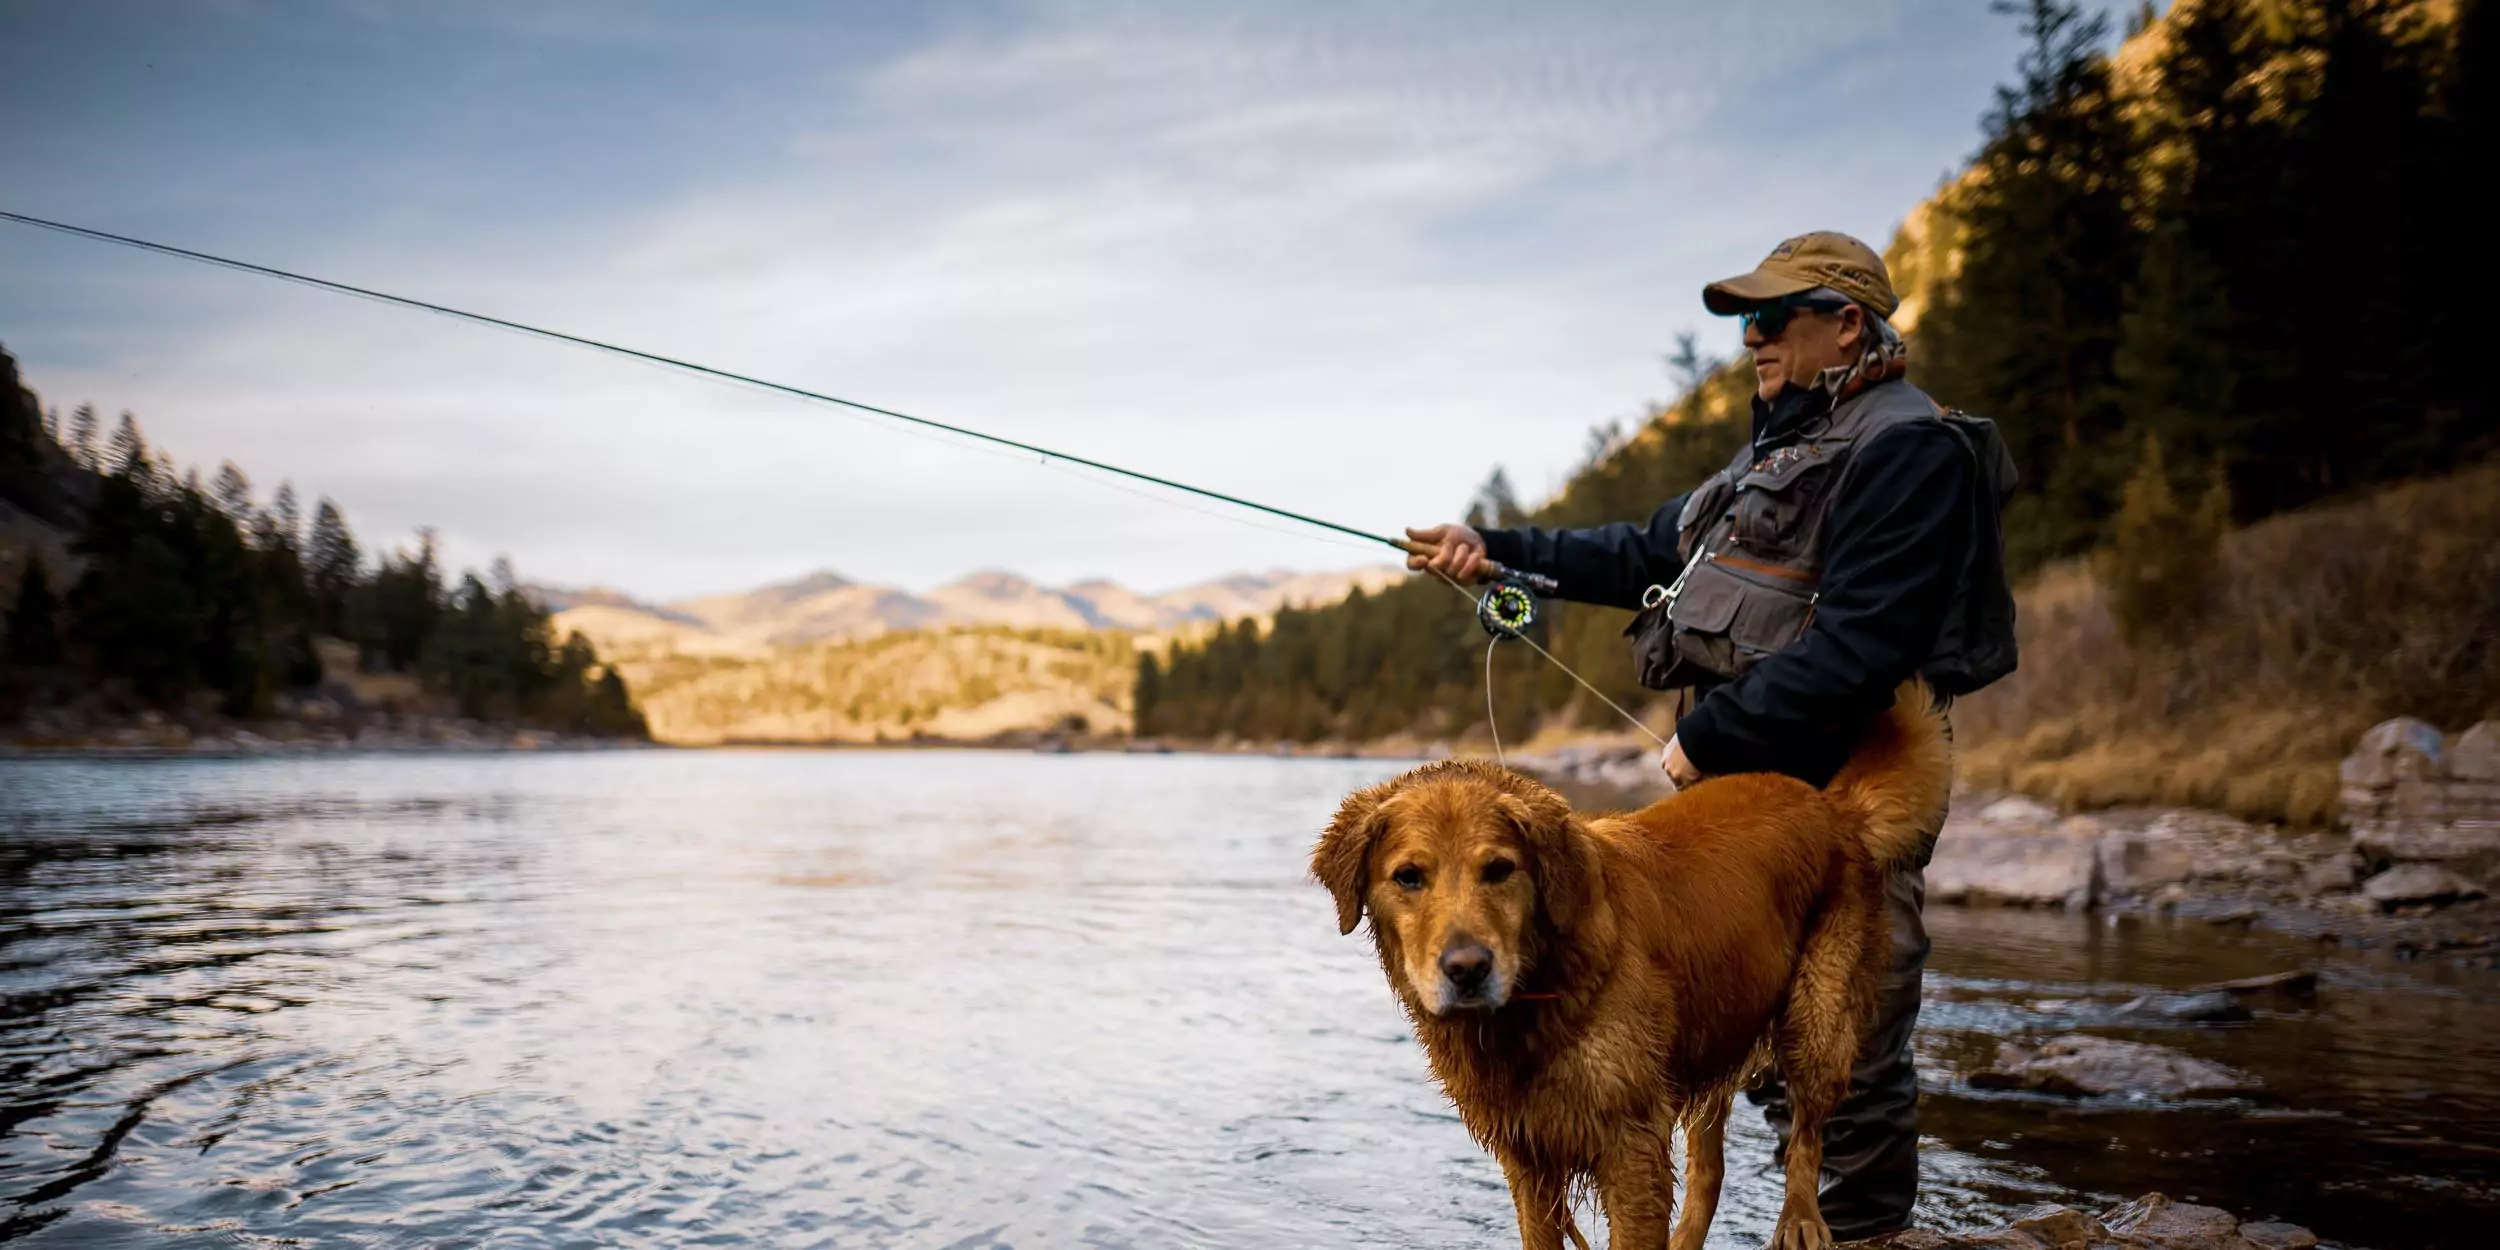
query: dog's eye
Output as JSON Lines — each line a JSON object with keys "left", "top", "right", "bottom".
{"left": 1481, "top": 858, "right": 1516, "bottom": 884}
{"left": 1391, "top": 865, "right": 1426, "bottom": 890}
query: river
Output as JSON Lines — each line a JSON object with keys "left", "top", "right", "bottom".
{"left": 2, "top": 751, "right": 2494, "bottom": 1247}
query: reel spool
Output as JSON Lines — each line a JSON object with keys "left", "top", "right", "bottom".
{"left": 1476, "top": 578, "right": 1540, "bottom": 640}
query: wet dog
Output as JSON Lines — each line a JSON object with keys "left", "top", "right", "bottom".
{"left": 1312, "top": 684, "right": 1949, "bottom": 1250}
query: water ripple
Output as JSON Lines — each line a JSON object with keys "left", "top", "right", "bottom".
{"left": 3, "top": 752, "right": 2495, "bottom": 1246}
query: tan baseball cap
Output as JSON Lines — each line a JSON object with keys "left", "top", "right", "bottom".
{"left": 1702, "top": 231, "right": 1899, "bottom": 321}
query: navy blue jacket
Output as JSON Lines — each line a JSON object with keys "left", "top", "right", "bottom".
{"left": 1480, "top": 389, "right": 1973, "bottom": 787}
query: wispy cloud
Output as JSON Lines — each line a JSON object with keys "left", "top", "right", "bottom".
{"left": 1, "top": 0, "right": 2081, "bottom": 598}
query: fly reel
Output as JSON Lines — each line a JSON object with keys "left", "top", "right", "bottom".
{"left": 1477, "top": 578, "right": 1540, "bottom": 640}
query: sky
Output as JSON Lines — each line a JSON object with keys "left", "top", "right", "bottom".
{"left": 1, "top": 1, "right": 2134, "bottom": 601}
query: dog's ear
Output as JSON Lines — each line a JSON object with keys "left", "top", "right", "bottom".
{"left": 1314, "top": 780, "right": 1398, "bottom": 935}
{"left": 1498, "top": 786, "right": 1595, "bottom": 930}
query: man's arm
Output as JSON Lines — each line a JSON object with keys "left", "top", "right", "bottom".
{"left": 1473, "top": 493, "right": 1689, "bottom": 611}
{"left": 1672, "top": 425, "right": 1972, "bottom": 782}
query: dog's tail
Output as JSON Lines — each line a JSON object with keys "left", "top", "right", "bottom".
{"left": 1824, "top": 680, "right": 1954, "bottom": 870}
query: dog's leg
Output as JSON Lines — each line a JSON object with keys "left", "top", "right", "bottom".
{"left": 1592, "top": 1119, "right": 1676, "bottom": 1250}
{"left": 1769, "top": 882, "right": 1884, "bottom": 1250}
{"left": 1502, "top": 1153, "right": 1577, "bottom": 1250}
{"left": 1667, "top": 1092, "right": 1732, "bottom": 1250}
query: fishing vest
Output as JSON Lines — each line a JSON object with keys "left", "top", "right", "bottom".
{"left": 1624, "top": 378, "right": 2019, "bottom": 697}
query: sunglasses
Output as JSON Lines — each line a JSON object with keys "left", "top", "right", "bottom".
{"left": 1741, "top": 294, "right": 1855, "bottom": 338}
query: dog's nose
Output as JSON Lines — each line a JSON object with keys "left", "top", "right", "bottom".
{"left": 1440, "top": 945, "right": 1493, "bottom": 991}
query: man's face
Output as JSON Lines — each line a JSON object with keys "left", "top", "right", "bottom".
{"left": 1744, "top": 301, "right": 1863, "bottom": 400}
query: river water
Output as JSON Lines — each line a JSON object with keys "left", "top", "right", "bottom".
{"left": 2, "top": 751, "right": 2494, "bottom": 1248}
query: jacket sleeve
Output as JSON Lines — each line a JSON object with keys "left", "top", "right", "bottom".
{"left": 1673, "top": 424, "right": 1972, "bottom": 781}
{"left": 1477, "top": 493, "right": 1688, "bottom": 612}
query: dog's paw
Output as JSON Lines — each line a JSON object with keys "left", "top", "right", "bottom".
{"left": 1770, "top": 1210, "right": 1836, "bottom": 1250}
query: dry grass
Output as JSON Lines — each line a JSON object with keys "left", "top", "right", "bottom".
{"left": 1955, "top": 460, "right": 2500, "bottom": 826}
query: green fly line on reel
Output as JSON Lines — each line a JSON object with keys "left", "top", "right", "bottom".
{"left": 1476, "top": 579, "right": 1540, "bottom": 640}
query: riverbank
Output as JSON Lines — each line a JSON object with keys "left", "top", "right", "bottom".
{"left": 2, "top": 705, "right": 651, "bottom": 757}
{"left": 1509, "top": 738, "right": 2499, "bottom": 970}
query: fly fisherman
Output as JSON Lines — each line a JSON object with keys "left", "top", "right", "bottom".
{"left": 1404, "top": 230, "right": 2017, "bottom": 1238}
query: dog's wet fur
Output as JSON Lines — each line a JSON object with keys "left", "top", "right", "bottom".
{"left": 1314, "top": 684, "right": 1950, "bottom": 1250}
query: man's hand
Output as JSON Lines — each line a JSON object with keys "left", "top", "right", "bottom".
{"left": 1403, "top": 523, "right": 1488, "bottom": 583}
{"left": 1661, "top": 735, "right": 1704, "bottom": 790}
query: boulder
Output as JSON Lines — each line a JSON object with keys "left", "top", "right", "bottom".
{"left": 2360, "top": 862, "right": 2486, "bottom": 908}
{"left": 2339, "top": 717, "right": 2444, "bottom": 788}
{"left": 2099, "top": 829, "right": 2198, "bottom": 895}
{"left": 2449, "top": 722, "right": 2500, "bottom": 782}
{"left": 2297, "top": 855, "right": 2357, "bottom": 896}
{"left": 1967, "top": 1036, "right": 2258, "bottom": 1098}
{"left": 2235, "top": 1222, "right": 2318, "bottom": 1250}
{"left": 1981, "top": 795, "right": 2061, "bottom": 826}
{"left": 1929, "top": 827, "right": 2103, "bottom": 909}
{"left": 2103, "top": 1194, "right": 2253, "bottom": 1248}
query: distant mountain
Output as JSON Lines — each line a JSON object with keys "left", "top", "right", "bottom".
{"left": 531, "top": 562, "right": 1400, "bottom": 745}
{"left": 538, "top": 563, "right": 1401, "bottom": 658}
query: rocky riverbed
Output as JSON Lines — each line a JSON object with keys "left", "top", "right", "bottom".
{"left": 1510, "top": 738, "right": 2498, "bottom": 969}
{"left": 1880, "top": 1193, "right": 2316, "bottom": 1250}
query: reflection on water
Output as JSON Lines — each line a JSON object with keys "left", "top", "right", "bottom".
{"left": 1, "top": 753, "right": 2493, "bottom": 1247}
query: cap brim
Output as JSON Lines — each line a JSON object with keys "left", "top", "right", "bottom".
{"left": 1702, "top": 269, "right": 1817, "bottom": 316}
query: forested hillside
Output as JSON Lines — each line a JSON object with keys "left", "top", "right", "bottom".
{"left": 1141, "top": 0, "right": 2498, "bottom": 789}
{"left": 0, "top": 346, "right": 645, "bottom": 740}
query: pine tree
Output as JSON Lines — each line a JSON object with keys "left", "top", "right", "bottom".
{"left": 107, "top": 411, "right": 146, "bottom": 478}
{"left": 305, "top": 498, "right": 361, "bottom": 636}
{"left": 69, "top": 403, "right": 98, "bottom": 469}
{"left": 4, "top": 559, "right": 63, "bottom": 668}
{"left": 271, "top": 483, "right": 302, "bottom": 550}
{"left": 1465, "top": 467, "right": 1525, "bottom": 531}
{"left": 2094, "top": 434, "right": 2231, "bottom": 649}
{"left": 213, "top": 461, "right": 254, "bottom": 524}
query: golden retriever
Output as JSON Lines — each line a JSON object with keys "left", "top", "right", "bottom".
{"left": 1312, "top": 683, "right": 1950, "bottom": 1250}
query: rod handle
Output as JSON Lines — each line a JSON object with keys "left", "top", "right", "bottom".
{"left": 1393, "top": 539, "right": 1559, "bottom": 596}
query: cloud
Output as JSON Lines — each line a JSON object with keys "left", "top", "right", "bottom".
{"left": 2, "top": 0, "right": 2054, "bottom": 599}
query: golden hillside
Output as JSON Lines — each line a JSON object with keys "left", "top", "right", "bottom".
{"left": 609, "top": 625, "right": 1135, "bottom": 746}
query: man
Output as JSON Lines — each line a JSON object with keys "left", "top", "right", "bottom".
{"left": 1404, "top": 231, "right": 2015, "bottom": 1237}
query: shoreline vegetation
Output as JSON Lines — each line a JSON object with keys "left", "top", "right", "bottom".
{"left": 1, "top": 346, "right": 648, "bottom": 747}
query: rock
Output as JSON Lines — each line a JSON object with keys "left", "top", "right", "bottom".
{"left": 1865, "top": 1194, "right": 2312, "bottom": 1250}
{"left": 2102, "top": 1194, "right": 2248, "bottom": 1247}
{"left": 2449, "top": 721, "right": 2500, "bottom": 782}
{"left": 2116, "top": 990, "right": 2254, "bottom": 1025}
{"left": 1967, "top": 1036, "right": 2259, "bottom": 1098}
{"left": 2339, "top": 717, "right": 2444, "bottom": 788}
{"left": 1930, "top": 827, "right": 2103, "bottom": 909}
{"left": 2361, "top": 862, "right": 2487, "bottom": 908}
{"left": 2298, "top": 856, "right": 2357, "bottom": 896}
{"left": 2099, "top": 829, "right": 2198, "bottom": 895}
{"left": 2235, "top": 1222, "right": 2317, "bottom": 1250}
{"left": 2189, "top": 970, "right": 2317, "bottom": 1002}
{"left": 2010, "top": 1204, "right": 2106, "bottom": 1244}
{"left": 1981, "top": 795, "right": 2060, "bottom": 826}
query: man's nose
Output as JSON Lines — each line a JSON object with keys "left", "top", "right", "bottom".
{"left": 1440, "top": 943, "right": 1493, "bottom": 991}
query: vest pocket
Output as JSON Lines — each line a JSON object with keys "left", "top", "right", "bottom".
{"left": 1626, "top": 555, "right": 1819, "bottom": 688}
{"left": 1731, "top": 447, "right": 1840, "bottom": 559}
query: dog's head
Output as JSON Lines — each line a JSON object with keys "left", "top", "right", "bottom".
{"left": 1312, "top": 760, "right": 1594, "bottom": 1015}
